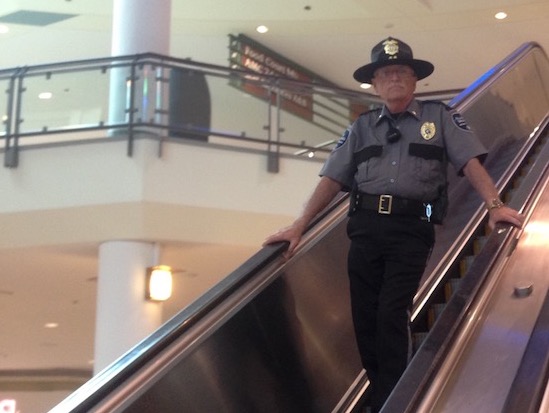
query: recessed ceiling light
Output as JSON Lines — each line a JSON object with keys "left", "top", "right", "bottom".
{"left": 44, "top": 322, "right": 59, "bottom": 328}
{"left": 256, "top": 25, "right": 269, "bottom": 34}
{"left": 38, "top": 92, "right": 53, "bottom": 100}
{"left": 360, "top": 83, "right": 372, "bottom": 90}
{"left": 495, "top": 11, "right": 508, "bottom": 20}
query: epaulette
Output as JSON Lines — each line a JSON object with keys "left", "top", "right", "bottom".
{"left": 422, "top": 100, "right": 452, "bottom": 111}
{"left": 358, "top": 107, "right": 382, "bottom": 117}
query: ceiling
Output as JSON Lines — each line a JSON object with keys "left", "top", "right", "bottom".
{"left": 1, "top": 0, "right": 549, "bottom": 407}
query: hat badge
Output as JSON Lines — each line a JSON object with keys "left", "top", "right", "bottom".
{"left": 383, "top": 39, "right": 399, "bottom": 58}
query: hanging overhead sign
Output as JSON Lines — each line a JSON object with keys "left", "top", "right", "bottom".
{"left": 229, "top": 34, "right": 333, "bottom": 122}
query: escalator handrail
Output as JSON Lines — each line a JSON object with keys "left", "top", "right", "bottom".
{"left": 451, "top": 41, "right": 547, "bottom": 110}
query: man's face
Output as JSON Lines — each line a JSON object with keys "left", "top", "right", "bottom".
{"left": 372, "top": 64, "right": 417, "bottom": 106}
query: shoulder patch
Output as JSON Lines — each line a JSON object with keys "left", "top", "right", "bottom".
{"left": 452, "top": 112, "right": 472, "bottom": 131}
{"left": 335, "top": 128, "right": 350, "bottom": 148}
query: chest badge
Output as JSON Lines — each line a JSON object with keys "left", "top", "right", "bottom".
{"left": 421, "top": 122, "right": 436, "bottom": 140}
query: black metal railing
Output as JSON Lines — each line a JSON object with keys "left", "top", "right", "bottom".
{"left": 0, "top": 53, "right": 388, "bottom": 169}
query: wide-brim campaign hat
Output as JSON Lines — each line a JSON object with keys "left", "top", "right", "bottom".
{"left": 353, "top": 37, "right": 434, "bottom": 84}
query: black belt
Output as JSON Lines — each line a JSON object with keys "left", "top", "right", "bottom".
{"left": 351, "top": 192, "right": 431, "bottom": 219}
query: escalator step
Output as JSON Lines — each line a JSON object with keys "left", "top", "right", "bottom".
{"left": 459, "top": 255, "right": 475, "bottom": 276}
{"left": 444, "top": 278, "right": 461, "bottom": 301}
{"left": 473, "top": 236, "right": 487, "bottom": 255}
{"left": 413, "top": 332, "right": 429, "bottom": 353}
{"left": 427, "top": 303, "right": 446, "bottom": 328}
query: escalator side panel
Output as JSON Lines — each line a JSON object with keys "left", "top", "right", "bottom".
{"left": 502, "top": 289, "right": 549, "bottom": 413}
{"left": 104, "top": 219, "right": 360, "bottom": 413}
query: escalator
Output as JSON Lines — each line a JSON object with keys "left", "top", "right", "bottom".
{"left": 49, "top": 42, "right": 549, "bottom": 413}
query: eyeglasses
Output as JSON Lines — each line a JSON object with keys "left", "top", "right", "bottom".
{"left": 374, "top": 67, "right": 416, "bottom": 80}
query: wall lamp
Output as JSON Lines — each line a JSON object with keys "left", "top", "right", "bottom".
{"left": 145, "top": 265, "right": 173, "bottom": 302}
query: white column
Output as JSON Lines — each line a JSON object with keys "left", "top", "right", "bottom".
{"left": 111, "top": 0, "right": 171, "bottom": 56}
{"left": 94, "top": 241, "right": 163, "bottom": 374}
{"left": 108, "top": 0, "right": 172, "bottom": 127}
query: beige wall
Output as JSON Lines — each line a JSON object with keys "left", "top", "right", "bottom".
{"left": 0, "top": 136, "right": 323, "bottom": 248}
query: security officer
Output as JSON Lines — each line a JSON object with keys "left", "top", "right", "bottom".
{"left": 264, "top": 37, "right": 524, "bottom": 413}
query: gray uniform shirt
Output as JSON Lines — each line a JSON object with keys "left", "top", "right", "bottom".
{"left": 320, "top": 99, "right": 487, "bottom": 202}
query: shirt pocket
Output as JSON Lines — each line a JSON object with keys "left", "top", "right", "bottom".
{"left": 409, "top": 143, "right": 445, "bottom": 190}
{"left": 354, "top": 145, "right": 382, "bottom": 183}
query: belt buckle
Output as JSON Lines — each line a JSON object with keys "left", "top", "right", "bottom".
{"left": 378, "top": 195, "right": 393, "bottom": 214}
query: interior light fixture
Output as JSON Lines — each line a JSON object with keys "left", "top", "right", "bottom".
{"left": 256, "top": 25, "right": 269, "bottom": 34}
{"left": 38, "top": 92, "right": 53, "bottom": 100}
{"left": 495, "top": 11, "right": 508, "bottom": 20}
{"left": 360, "top": 83, "right": 372, "bottom": 90}
{"left": 145, "top": 265, "right": 173, "bottom": 302}
{"left": 0, "top": 400, "right": 16, "bottom": 413}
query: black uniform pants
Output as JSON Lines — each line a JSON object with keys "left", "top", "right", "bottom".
{"left": 346, "top": 210, "right": 435, "bottom": 413}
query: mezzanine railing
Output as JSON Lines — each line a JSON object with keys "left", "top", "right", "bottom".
{"left": 0, "top": 53, "right": 390, "bottom": 171}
